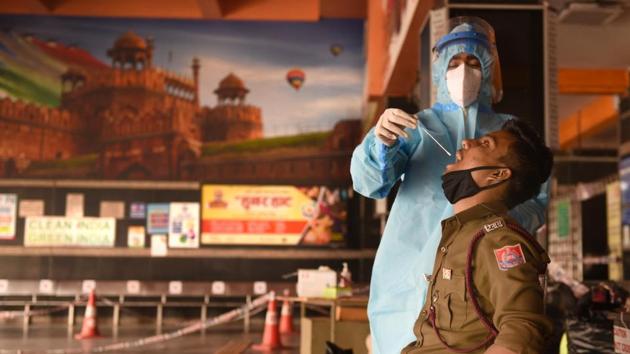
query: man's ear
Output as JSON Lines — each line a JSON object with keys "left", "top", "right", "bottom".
{"left": 487, "top": 168, "right": 511, "bottom": 184}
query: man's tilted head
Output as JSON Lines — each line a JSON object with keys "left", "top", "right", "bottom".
{"left": 442, "top": 118, "right": 553, "bottom": 208}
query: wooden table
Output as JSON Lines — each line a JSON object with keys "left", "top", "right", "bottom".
{"left": 281, "top": 296, "right": 368, "bottom": 342}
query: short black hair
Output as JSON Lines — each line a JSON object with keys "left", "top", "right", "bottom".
{"left": 500, "top": 119, "right": 553, "bottom": 208}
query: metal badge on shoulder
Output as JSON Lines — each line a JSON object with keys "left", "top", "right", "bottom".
{"left": 483, "top": 219, "right": 505, "bottom": 233}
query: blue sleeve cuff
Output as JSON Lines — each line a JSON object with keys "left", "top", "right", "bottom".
{"left": 373, "top": 139, "right": 402, "bottom": 169}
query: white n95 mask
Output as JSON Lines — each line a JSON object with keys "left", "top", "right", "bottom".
{"left": 446, "top": 64, "right": 482, "bottom": 108}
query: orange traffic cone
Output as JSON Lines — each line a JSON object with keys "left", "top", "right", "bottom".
{"left": 75, "top": 289, "right": 100, "bottom": 339}
{"left": 279, "top": 289, "right": 294, "bottom": 334}
{"left": 252, "top": 292, "right": 284, "bottom": 351}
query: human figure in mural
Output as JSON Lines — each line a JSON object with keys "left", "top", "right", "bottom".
{"left": 350, "top": 17, "right": 550, "bottom": 353}
{"left": 209, "top": 189, "right": 228, "bottom": 209}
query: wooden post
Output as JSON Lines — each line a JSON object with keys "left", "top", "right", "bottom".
{"left": 244, "top": 295, "right": 252, "bottom": 334}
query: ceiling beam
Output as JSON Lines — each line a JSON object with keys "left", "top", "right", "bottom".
{"left": 559, "top": 95, "right": 618, "bottom": 149}
{"left": 197, "top": 0, "right": 223, "bottom": 19}
{"left": 320, "top": 0, "right": 366, "bottom": 19}
{"left": 38, "top": 0, "right": 65, "bottom": 12}
{"left": 220, "top": 0, "right": 320, "bottom": 21}
{"left": 558, "top": 68, "right": 629, "bottom": 95}
{"left": 0, "top": 0, "right": 358, "bottom": 20}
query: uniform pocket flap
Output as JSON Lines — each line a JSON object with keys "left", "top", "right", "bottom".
{"left": 440, "top": 274, "right": 466, "bottom": 301}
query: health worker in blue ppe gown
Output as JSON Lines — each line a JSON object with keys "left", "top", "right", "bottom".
{"left": 350, "top": 17, "right": 549, "bottom": 354}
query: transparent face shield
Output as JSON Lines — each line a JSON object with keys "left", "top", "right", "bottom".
{"left": 432, "top": 16, "right": 503, "bottom": 104}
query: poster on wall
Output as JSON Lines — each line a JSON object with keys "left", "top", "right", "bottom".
{"left": 0, "top": 16, "right": 364, "bottom": 181}
{"left": 151, "top": 235, "right": 168, "bottom": 257}
{"left": 556, "top": 199, "right": 571, "bottom": 239}
{"left": 24, "top": 217, "right": 115, "bottom": 247}
{"left": 201, "top": 185, "right": 347, "bottom": 246}
{"left": 147, "top": 204, "right": 169, "bottom": 234}
{"left": 19, "top": 199, "right": 44, "bottom": 218}
{"left": 65, "top": 193, "right": 84, "bottom": 217}
{"left": 100, "top": 201, "right": 125, "bottom": 219}
{"left": 127, "top": 226, "right": 145, "bottom": 248}
{"left": 168, "top": 203, "right": 199, "bottom": 249}
{"left": 0, "top": 194, "right": 17, "bottom": 239}
{"left": 130, "top": 203, "right": 146, "bottom": 219}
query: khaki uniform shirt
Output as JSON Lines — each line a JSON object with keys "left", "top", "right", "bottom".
{"left": 401, "top": 202, "right": 552, "bottom": 354}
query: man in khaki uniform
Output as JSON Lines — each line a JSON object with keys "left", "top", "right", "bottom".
{"left": 402, "top": 119, "right": 554, "bottom": 354}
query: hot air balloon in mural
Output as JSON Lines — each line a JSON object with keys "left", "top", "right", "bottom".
{"left": 330, "top": 44, "right": 343, "bottom": 57}
{"left": 286, "top": 68, "right": 305, "bottom": 91}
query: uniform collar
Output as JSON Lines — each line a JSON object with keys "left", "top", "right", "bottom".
{"left": 451, "top": 200, "right": 508, "bottom": 226}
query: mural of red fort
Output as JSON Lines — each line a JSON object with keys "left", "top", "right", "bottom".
{"left": 0, "top": 16, "right": 364, "bottom": 184}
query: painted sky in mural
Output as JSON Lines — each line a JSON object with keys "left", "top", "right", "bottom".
{"left": 0, "top": 15, "right": 364, "bottom": 136}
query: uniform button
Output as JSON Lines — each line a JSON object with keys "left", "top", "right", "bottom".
{"left": 432, "top": 294, "right": 438, "bottom": 303}
{"left": 440, "top": 246, "right": 447, "bottom": 253}
{"left": 421, "top": 310, "right": 427, "bottom": 316}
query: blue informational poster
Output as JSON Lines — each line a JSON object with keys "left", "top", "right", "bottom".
{"left": 147, "top": 203, "right": 169, "bottom": 235}
{"left": 621, "top": 157, "right": 630, "bottom": 225}
{"left": 130, "top": 202, "right": 146, "bottom": 219}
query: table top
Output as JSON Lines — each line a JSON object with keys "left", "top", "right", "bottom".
{"left": 280, "top": 296, "right": 368, "bottom": 306}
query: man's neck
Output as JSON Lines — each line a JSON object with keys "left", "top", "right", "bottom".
{"left": 453, "top": 191, "right": 500, "bottom": 214}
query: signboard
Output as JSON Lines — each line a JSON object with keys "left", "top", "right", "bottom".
{"left": 24, "top": 217, "right": 116, "bottom": 247}
{"left": 65, "top": 193, "right": 84, "bottom": 217}
{"left": 130, "top": 202, "right": 146, "bottom": 219}
{"left": 127, "top": 226, "right": 146, "bottom": 248}
{"left": 19, "top": 199, "right": 44, "bottom": 218}
{"left": 168, "top": 203, "right": 199, "bottom": 248}
{"left": 0, "top": 194, "right": 17, "bottom": 239}
{"left": 556, "top": 199, "right": 571, "bottom": 239}
{"left": 147, "top": 204, "right": 169, "bottom": 234}
{"left": 615, "top": 325, "right": 630, "bottom": 353}
{"left": 201, "top": 185, "right": 347, "bottom": 246}
{"left": 100, "top": 201, "right": 125, "bottom": 219}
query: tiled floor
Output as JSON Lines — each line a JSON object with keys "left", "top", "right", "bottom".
{"left": 0, "top": 322, "right": 300, "bottom": 353}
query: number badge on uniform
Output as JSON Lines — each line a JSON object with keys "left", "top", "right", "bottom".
{"left": 493, "top": 244, "right": 526, "bottom": 271}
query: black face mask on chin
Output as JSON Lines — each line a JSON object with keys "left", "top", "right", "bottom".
{"left": 441, "top": 166, "right": 511, "bottom": 204}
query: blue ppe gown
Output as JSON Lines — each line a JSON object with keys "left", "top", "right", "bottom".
{"left": 350, "top": 31, "right": 549, "bottom": 354}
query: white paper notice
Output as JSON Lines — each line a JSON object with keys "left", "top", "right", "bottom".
{"left": 614, "top": 325, "right": 630, "bottom": 353}
{"left": 39, "top": 279, "right": 54, "bottom": 294}
{"left": 168, "top": 281, "right": 183, "bottom": 295}
{"left": 82, "top": 280, "right": 96, "bottom": 294}
{"left": 211, "top": 281, "right": 226, "bottom": 295}
{"left": 100, "top": 201, "right": 125, "bottom": 219}
{"left": 150, "top": 235, "right": 168, "bottom": 257}
{"left": 126, "top": 280, "right": 141, "bottom": 294}
{"left": 66, "top": 194, "right": 84, "bottom": 217}
{"left": 253, "top": 281, "right": 268, "bottom": 295}
{"left": 19, "top": 199, "right": 44, "bottom": 218}
{"left": 0, "top": 194, "right": 17, "bottom": 239}
{"left": 0, "top": 280, "right": 9, "bottom": 293}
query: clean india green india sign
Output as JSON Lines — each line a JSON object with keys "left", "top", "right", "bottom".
{"left": 25, "top": 217, "right": 115, "bottom": 247}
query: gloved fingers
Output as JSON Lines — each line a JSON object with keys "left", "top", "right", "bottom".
{"left": 390, "top": 111, "right": 417, "bottom": 128}
{"left": 374, "top": 126, "right": 398, "bottom": 146}
{"left": 382, "top": 119, "right": 409, "bottom": 139}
